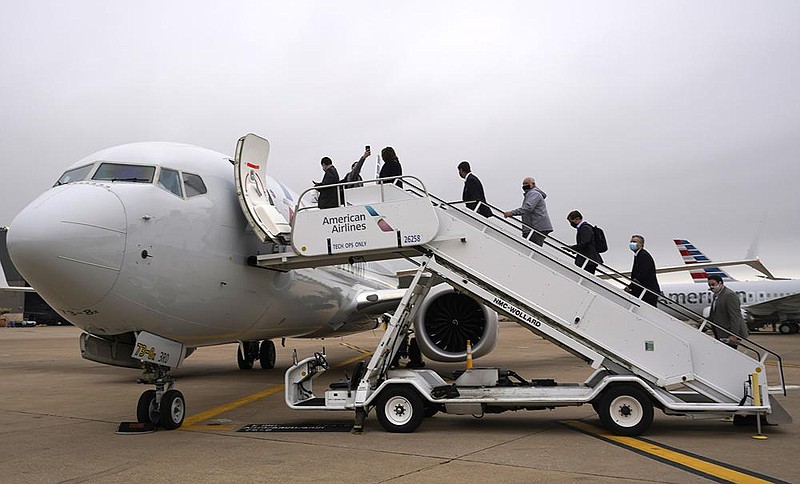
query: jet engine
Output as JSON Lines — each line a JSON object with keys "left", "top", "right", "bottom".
{"left": 413, "top": 284, "right": 498, "bottom": 362}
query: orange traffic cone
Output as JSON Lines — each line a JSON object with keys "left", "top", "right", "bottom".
{"left": 465, "top": 339, "right": 473, "bottom": 370}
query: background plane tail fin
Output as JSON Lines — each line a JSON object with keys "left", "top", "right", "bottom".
{"left": 673, "top": 239, "right": 737, "bottom": 283}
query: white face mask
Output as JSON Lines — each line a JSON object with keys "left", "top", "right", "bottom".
{"left": 629, "top": 242, "right": 638, "bottom": 252}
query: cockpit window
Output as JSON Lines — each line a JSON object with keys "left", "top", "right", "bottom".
{"left": 182, "top": 172, "right": 207, "bottom": 197}
{"left": 158, "top": 168, "right": 183, "bottom": 197}
{"left": 92, "top": 163, "right": 155, "bottom": 183}
{"left": 55, "top": 164, "right": 93, "bottom": 186}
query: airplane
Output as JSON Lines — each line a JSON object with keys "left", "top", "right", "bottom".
{"left": 3, "top": 136, "right": 498, "bottom": 430}
{"left": 657, "top": 239, "right": 800, "bottom": 334}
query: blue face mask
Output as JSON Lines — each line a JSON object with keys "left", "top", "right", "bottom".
{"left": 629, "top": 242, "right": 638, "bottom": 252}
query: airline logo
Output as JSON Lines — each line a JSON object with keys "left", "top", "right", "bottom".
{"left": 673, "top": 239, "right": 734, "bottom": 283}
{"left": 365, "top": 205, "right": 394, "bottom": 232}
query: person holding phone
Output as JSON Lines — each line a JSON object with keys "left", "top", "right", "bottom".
{"left": 342, "top": 146, "right": 371, "bottom": 188}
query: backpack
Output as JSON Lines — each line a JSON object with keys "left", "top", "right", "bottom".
{"left": 593, "top": 225, "right": 608, "bottom": 253}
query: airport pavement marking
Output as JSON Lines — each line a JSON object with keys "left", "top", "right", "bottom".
{"left": 562, "top": 420, "right": 788, "bottom": 483}
{"left": 182, "top": 351, "right": 372, "bottom": 430}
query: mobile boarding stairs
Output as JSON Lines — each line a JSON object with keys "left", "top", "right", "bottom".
{"left": 234, "top": 136, "right": 791, "bottom": 436}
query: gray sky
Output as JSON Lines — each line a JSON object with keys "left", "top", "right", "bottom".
{"left": 2, "top": 1, "right": 799, "bottom": 282}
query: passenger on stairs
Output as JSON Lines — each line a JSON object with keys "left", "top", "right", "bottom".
{"left": 625, "top": 235, "right": 661, "bottom": 307}
{"left": 566, "top": 210, "right": 603, "bottom": 275}
{"left": 707, "top": 274, "right": 749, "bottom": 348}
{"left": 342, "top": 147, "right": 371, "bottom": 188}
{"left": 503, "top": 177, "right": 553, "bottom": 246}
{"left": 314, "top": 157, "right": 342, "bottom": 209}
{"left": 379, "top": 147, "right": 403, "bottom": 187}
{"left": 457, "top": 161, "right": 492, "bottom": 218}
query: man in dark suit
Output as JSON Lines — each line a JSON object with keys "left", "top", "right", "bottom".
{"left": 567, "top": 210, "right": 602, "bottom": 274}
{"left": 314, "top": 157, "right": 341, "bottom": 209}
{"left": 626, "top": 234, "right": 660, "bottom": 306}
{"left": 708, "top": 274, "right": 749, "bottom": 347}
{"left": 457, "top": 161, "right": 492, "bottom": 217}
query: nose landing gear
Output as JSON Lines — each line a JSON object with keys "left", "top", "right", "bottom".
{"left": 136, "top": 363, "right": 186, "bottom": 430}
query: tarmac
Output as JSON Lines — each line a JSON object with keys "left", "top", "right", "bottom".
{"left": 1, "top": 323, "right": 798, "bottom": 483}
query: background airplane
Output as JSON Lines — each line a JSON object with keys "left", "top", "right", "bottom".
{"left": 3, "top": 139, "right": 499, "bottom": 429}
{"left": 658, "top": 239, "right": 800, "bottom": 334}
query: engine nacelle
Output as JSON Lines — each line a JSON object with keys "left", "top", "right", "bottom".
{"left": 413, "top": 284, "right": 498, "bottom": 362}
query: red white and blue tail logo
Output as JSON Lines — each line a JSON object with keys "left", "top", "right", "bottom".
{"left": 673, "top": 239, "right": 735, "bottom": 283}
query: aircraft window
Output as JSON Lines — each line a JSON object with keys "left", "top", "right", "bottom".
{"left": 182, "top": 172, "right": 207, "bottom": 197}
{"left": 54, "top": 164, "right": 93, "bottom": 186}
{"left": 158, "top": 168, "right": 183, "bottom": 197}
{"left": 92, "top": 163, "right": 155, "bottom": 183}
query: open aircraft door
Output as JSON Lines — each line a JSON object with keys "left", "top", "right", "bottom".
{"left": 234, "top": 133, "right": 292, "bottom": 244}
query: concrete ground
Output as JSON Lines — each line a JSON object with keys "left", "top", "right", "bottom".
{"left": 1, "top": 323, "right": 798, "bottom": 483}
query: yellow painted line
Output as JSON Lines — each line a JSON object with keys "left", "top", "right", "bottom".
{"left": 339, "top": 341, "right": 372, "bottom": 355}
{"left": 182, "top": 385, "right": 285, "bottom": 427}
{"left": 182, "top": 350, "right": 373, "bottom": 428}
{"left": 563, "top": 420, "right": 781, "bottom": 483}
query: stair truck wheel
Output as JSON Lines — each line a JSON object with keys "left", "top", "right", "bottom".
{"left": 376, "top": 385, "right": 425, "bottom": 433}
{"left": 596, "top": 385, "right": 654, "bottom": 436}
{"left": 136, "top": 389, "right": 159, "bottom": 424}
{"left": 159, "top": 389, "right": 186, "bottom": 430}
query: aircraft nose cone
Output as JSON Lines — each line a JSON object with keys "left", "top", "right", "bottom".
{"left": 7, "top": 184, "right": 126, "bottom": 311}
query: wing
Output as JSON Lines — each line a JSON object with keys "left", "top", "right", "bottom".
{"left": 744, "top": 293, "right": 800, "bottom": 318}
{"left": 645, "top": 259, "right": 777, "bottom": 279}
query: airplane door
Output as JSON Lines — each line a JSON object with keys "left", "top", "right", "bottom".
{"left": 234, "top": 133, "right": 292, "bottom": 244}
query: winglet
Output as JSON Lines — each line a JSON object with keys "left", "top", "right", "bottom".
{"left": 673, "top": 239, "right": 736, "bottom": 283}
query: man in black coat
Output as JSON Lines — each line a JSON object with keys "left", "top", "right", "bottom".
{"left": 567, "top": 210, "right": 602, "bottom": 274}
{"left": 626, "top": 234, "right": 661, "bottom": 306}
{"left": 314, "top": 157, "right": 341, "bottom": 209}
{"left": 457, "top": 161, "right": 492, "bottom": 217}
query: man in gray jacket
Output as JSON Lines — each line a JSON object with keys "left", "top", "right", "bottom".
{"left": 503, "top": 177, "right": 553, "bottom": 246}
{"left": 708, "top": 274, "right": 749, "bottom": 348}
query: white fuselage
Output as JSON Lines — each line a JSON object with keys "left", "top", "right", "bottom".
{"left": 659, "top": 279, "right": 800, "bottom": 321}
{"left": 7, "top": 143, "right": 396, "bottom": 347}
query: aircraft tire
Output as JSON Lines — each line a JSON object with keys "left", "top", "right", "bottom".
{"left": 237, "top": 344, "right": 255, "bottom": 370}
{"left": 596, "top": 385, "right": 654, "bottom": 437}
{"left": 376, "top": 385, "right": 424, "bottom": 433}
{"left": 159, "top": 389, "right": 186, "bottom": 430}
{"left": 259, "top": 340, "right": 276, "bottom": 369}
{"left": 778, "top": 323, "right": 794, "bottom": 335}
{"left": 136, "top": 389, "right": 159, "bottom": 424}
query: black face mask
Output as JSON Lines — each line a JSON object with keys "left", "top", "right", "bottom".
{"left": 522, "top": 185, "right": 532, "bottom": 191}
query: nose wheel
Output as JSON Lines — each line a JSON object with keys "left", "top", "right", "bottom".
{"left": 136, "top": 364, "right": 186, "bottom": 430}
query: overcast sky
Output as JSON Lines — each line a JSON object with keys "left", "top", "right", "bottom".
{"left": 2, "top": 1, "right": 798, "bottom": 282}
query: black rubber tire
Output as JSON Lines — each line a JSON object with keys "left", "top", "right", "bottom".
{"left": 159, "top": 389, "right": 186, "bottom": 430}
{"left": 424, "top": 403, "right": 441, "bottom": 418}
{"left": 237, "top": 345, "right": 254, "bottom": 370}
{"left": 376, "top": 386, "right": 424, "bottom": 433}
{"left": 136, "top": 389, "right": 159, "bottom": 424}
{"left": 779, "top": 323, "right": 793, "bottom": 335}
{"left": 596, "top": 385, "right": 654, "bottom": 436}
{"left": 259, "top": 340, "right": 276, "bottom": 369}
